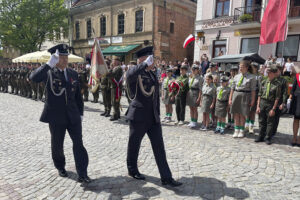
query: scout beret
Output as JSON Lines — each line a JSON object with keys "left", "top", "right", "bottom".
{"left": 181, "top": 64, "right": 189, "bottom": 70}
{"left": 251, "top": 62, "right": 259, "bottom": 68}
{"left": 192, "top": 64, "right": 200, "bottom": 70}
{"left": 209, "top": 63, "right": 217, "bottom": 67}
{"left": 267, "top": 65, "right": 278, "bottom": 73}
{"left": 135, "top": 46, "right": 153, "bottom": 58}
{"left": 48, "top": 44, "right": 69, "bottom": 55}
{"left": 220, "top": 76, "right": 229, "bottom": 82}
{"left": 166, "top": 68, "right": 173, "bottom": 73}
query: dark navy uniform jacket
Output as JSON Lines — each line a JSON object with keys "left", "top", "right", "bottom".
{"left": 29, "top": 64, "right": 83, "bottom": 125}
{"left": 125, "top": 63, "right": 160, "bottom": 123}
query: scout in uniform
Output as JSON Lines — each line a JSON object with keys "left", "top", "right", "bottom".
{"left": 200, "top": 73, "right": 216, "bottom": 131}
{"left": 100, "top": 60, "right": 112, "bottom": 117}
{"left": 215, "top": 76, "right": 231, "bottom": 134}
{"left": 107, "top": 56, "right": 123, "bottom": 121}
{"left": 229, "top": 60, "right": 256, "bottom": 138}
{"left": 255, "top": 65, "right": 281, "bottom": 145}
{"left": 272, "top": 64, "right": 287, "bottom": 136}
{"left": 245, "top": 62, "right": 263, "bottom": 134}
{"left": 174, "top": 64, "right": 189, "bottom": 125}
{"left": 227, "top": 65, "right": 239, "bottom": 128}
{"left": 161, "top": 68, "right": 175, "bottom": 123}
{"left": 186, "top": 64, "right": 203, "bottom": 128}
{"left": 126, "top": 46, "right": 182, "bottom": 187}
{"left": 29, "top": 44, "right": 91, "bottom": 183}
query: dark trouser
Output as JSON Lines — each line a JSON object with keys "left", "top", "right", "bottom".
{"left": 258, "top": 99, "right": 276, "bottom": 139}
{"left": 92, "top": 89, "right": 99, "bottom": 102}
{"left": 48, "top": 122, "right": 89, "bottom": 177}
{"left": 272, "top": 108, "right": 282, "bottom": 136}
{"left": 102, "top": 87, "right": 111, "bottom": 112}
{"left": 111, "top": 88, "right": 121, "bottom": 117}
{"left": 175, "top": 95, "right": 186, "bottom": 121}
{"left": 127, "top": 120, "right": 172, "bottom": 180}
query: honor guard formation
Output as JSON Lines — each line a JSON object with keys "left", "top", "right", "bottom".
{"left": 1, "top": 44, "right": 300, "bottom": 186}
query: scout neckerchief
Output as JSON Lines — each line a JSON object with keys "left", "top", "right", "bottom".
{"left": 217, "top": 87, "right": 224, "bottom": 100}
{"left": 112, "top": 76, "right": 123, "bottom": 101}
{"left": 165, "top": 77, "right": 170, "bottom": 88}
{"left": 189, "top": 76, "right": 195, "bottom": 88}
{"left": 237, "top": 74, "right": 244, "bottom": 87}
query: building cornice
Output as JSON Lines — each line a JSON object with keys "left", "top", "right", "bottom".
{"left": 195, "top": 16, "right": 234, "bottom": 30}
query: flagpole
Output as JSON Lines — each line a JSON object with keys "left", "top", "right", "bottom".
{"left": 281, "top": 0, "right": 290, "bottom": 61}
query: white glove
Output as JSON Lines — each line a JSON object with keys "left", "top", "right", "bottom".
{"left": 80, "top": 116, "right": 83, "bottom": 121}
{"left": 144, "top": 55, "right": 154, "bottom": 66}
{"left": 47, "top": 49, "right": 59, "bottom": 68}
{"left": 287, "top": 99, "right": 292, "bottom": 110}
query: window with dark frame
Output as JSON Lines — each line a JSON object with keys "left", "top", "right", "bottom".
{"left": 240, "top": 37, "right": 260, "bottom": 54}
{"left": 170, "top": 22, "right": 174, "bottom": 33}
{"left": 75, "top": 21, "right": 80, "bottom": 39}
{"left": 212, "top": 40, "right": 227, "bottom": 58}
{"left": 276, "top": 35, "right": 300, "bottom": 61}
{"left": 118, "top": 14, "right": 125, "bottom": 34}
{"left": 135, "top": 10, "right": 143, "bottom": 32}
{"left": 86, "top": 19, "right": 92, "bottom": 38}
{"left": 215, "top": 0, "right": 230, "bottom": 17}
{"left": 100, "top": 16, "right": 106, "bottom": 36}
{"left": 294, "top": 0, "right": 300, "bottom": 6}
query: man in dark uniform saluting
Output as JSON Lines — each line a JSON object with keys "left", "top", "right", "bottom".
{"left": 126, "top": 46, "right": 182, "bottom": 187}
{"left": 29, "top": 44, "right": 91, "bottom": 183}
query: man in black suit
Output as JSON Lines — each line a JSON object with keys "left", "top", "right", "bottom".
{"left": 126, "top": 46, "right": 182, "bottom": 187}
{"left": 29, "top": 44, "right": 91, "bottom": 183}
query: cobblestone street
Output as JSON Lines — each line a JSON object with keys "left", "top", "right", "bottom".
{"left": 1, "top": 92, "right": 300, "bottom": 200}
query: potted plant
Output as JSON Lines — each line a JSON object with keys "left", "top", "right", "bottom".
{"left": 239, "top": 14, "right": 253, "bottom": 22}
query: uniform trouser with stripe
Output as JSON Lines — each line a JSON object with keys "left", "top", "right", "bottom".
{"left": 127, "top": 120, "right": 172, "bottom": 180}
{"left": 49, "top": 122, "right": 89, "bottom": 177}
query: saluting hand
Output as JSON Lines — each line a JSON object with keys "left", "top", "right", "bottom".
{"left": 47, "top": 49, "right": 59, "bottom": 68}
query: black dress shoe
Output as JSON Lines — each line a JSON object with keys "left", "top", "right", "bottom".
{"left": 161, "top": 178, "right": 183, "bottom": 187}
{"left": 110, "top": 116, "right": 118, "bottom": 121}
{"left": 105, "top": 113, "right": 111, "bottom": 117}
{"left": 255, "top": 137, "right": 264, "bottom": 143}
{"left": 58, "top": 169, "right": 68, "bottom": 177}
{"left": 78, "top": 176, "right": 92, "bottom": 183}
{"left": 129, "top": 173, "right": 145, "bottom": 180}
{"left": 265, "top": 139, "right": 272, "bottom": 145}
{"left": 100, "top": 111, "right": 107, "bottom": 116}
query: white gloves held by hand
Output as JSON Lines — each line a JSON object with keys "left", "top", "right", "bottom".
{"left": 144, "top": 55, "right": 154, "bottom": 67}
{"left": 287, "top": 99, "right": 292, "bottom": 110}
{"left": 47, "top": 49, "right": 59, "bottom": 68}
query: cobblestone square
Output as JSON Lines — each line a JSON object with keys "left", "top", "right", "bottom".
{"left": 1, "top": 92, "right": 300, "bottom": 200}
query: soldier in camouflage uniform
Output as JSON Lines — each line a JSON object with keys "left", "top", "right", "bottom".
{"left": 78, "top": 65, "right": 89, "bottom": 102}
{"left": 30, "top": 64, "right": 39, "bottom": 100}
{"left": 255, "top": 65, "right": 281, "bottom": 145}
{"left": 25, "top": 65, "right": 33, "bottom": 98}
{"left": 107, "top": 56, "right": 123, "bottom": 121}
{"left": 1, "top": 66, "right": 9, "bottom": 93}
{"left": 100, "top": 60, "right": 112, "bottom": 117}
{"left": 0, "top": 65, "right": 4, "bottom": 92}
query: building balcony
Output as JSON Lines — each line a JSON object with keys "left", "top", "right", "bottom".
{"left": 231, "top": 6, "right": 262, "bottom": 29}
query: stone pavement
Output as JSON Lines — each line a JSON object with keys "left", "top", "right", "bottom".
{"left": 1, "top": 92, "right": 300, "bottom": 200}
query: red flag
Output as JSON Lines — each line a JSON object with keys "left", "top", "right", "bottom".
{"left": 260, "top": 0, "right": 289, "bottom": 45}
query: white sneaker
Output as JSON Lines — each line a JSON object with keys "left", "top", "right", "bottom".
{"left": 238, "top": 130, "right": 244, "bottom": 138}
{"left": 178, "top": 121, "right": 185, "bottom": 125}
{"left": 165, "top": 118, "right": 171, "bottom": 123}
{"left": 161, "top": 117, "right": 168, "bottom": 122}
{"left": 249, "top": 126, "right": 254, "bottom": 134}
{"left": 233, "top": 130, "right": 239, "bottom": 138}
{"left": 187, "top": 122, "right": 193, "bottom": 127}
{"left": 190, "top": 122, "right": 197, "bottom": 128}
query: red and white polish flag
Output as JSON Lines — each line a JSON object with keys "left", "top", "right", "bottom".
{"left": 183, "top": 34, "right": 195, "bottom": 48}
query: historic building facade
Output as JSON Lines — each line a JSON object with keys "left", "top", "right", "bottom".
{"left": 70, "top": 0, "right": 196, "bottom": 63}
{"left": 194, "top": 0, "right": 300, "bottom": 63}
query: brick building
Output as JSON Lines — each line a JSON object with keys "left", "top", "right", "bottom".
{"left": 69, "top": 0, "right": 196, "bottom": 63}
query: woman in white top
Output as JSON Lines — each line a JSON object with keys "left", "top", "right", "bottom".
{"left": 283, "top": 57, "right": 294, "bottom": 76}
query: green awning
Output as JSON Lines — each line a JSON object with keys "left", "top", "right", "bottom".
{"left": 102, "top": 44, "right": 140, "bottom": 55}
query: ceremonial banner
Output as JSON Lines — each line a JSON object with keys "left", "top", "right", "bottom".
{"left": 183, "top": 34, "right": 195, "bottom": 48}
{"left": 260, "top": 0, "right": 289, "bottom": 45}
{"left": 88, "top": 40, "right": 108, "bottom": 93}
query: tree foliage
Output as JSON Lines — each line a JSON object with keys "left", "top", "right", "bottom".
{"left": 0, "top": 0, "right": 68, "bottom": 54}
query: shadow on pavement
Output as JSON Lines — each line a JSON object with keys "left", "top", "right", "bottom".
{"left": 83, "top": 175, "right": 249, "bottom": 200}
